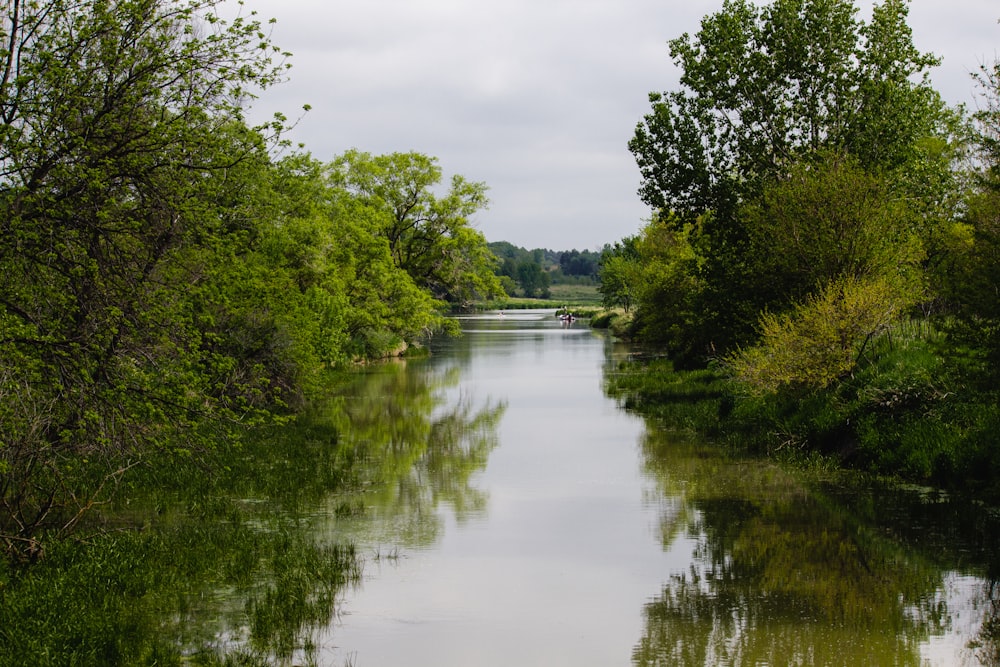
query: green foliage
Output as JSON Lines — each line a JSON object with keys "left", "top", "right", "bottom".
{"left": 840, "top": 323, "right": 1000, "bottom": 488}
{"left": 515, "top": 259, "right": 551, "bottom": 298}
{"left": 942, "top": 175, "right": 1000, "bottom": 376}
{"left": 558, "top": 248, "right": 601, "bottom": 278}
{"left": 626, "top": 0, "right": 954, "bottom": 361}
{"left": 631, "top": 0, "right": 944, "bottom": 218}
{"left": 607, "top": 313, "right": 1000, "bottom": 497}
{"left": 0, "top": 0, "right": 291, "bottom": 560}
{"left": 0, "top": 356, "right": 506, "bottom": 663}
{"left": 597, "top": 235, "right": 641, "bottom": 313}
{"left": 606, "top": 1, "right": 990, "bottom": 489}
{"left": 0, "top": 0, "right": 496, "bottom": 560}
{"left": 0, "top": 439, "right": 363, "bottom": 667}
{"left": 603, "top": 357, "right": 728, "bottom": 434}
{"left": 745, "top": 153, "right": 926, "bottom": 307}
{"left": 621, "top": 215, "right": 711, "bottom": 362}
{"left": 0, "top": 527, "right": 361, "bottom": 667}
{"left": 327, "top": 150, "right": 503, "bottom": 306}
{"left": 490, "top": 241, "right": 571, "bottom": 298}
{"left": 727, "top": 275, "right": 916, "bottom": 393}
{"left": 489, "top": 243, "right": 607, "bottom": 300}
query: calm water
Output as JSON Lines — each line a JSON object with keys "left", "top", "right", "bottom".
{"left": 291, "top": 310, "right": 997, "bottom": 666}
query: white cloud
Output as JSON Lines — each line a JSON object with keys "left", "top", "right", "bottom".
{"left": 237, "top": 0, "right": 1000, "bottom": 250}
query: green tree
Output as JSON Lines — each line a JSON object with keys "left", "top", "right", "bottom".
{"left": 258, "top": 154, "right": 450, "bottom": 361}
{"left": 630, "top": 216, "right": 708, "bottom": 362}
{"left": 726, "top": 153, "right": 927, "bottom": 392}
{"left": 631, "top": 0, "right": 943, "bottom": 219}
{"left": 0, "top": 0, "right": 290, "bottom": 561}
{"left": 598, "top": 236, "right": 641, "bottom": 313}
{"left": 744, "top": 152, "right": 925, "bottom": 307}
{"left": 515, "top": 260, "right": 550, "bottom": 298}
{"left": 327, "top": 150, "right": 503, "bottom": 306}
{"left": 628, "top": 0, "right": 950, "bottom": 360}
{"left": 559, "top": 249, "right": 599, "bottom": 278}
{"left": 940, "top": 56, "right": 1000, "bottom": 375}
{"left": 945, "top": 189, "right": 1000, "bottom": 368}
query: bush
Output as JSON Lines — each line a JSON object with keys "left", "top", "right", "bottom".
{"left": 727, "top": 275, "right": 914, "bottom": 393}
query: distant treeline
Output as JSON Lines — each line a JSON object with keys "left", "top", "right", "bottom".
{"left": 489, "top": 242, "right": 602, "bottom": 298}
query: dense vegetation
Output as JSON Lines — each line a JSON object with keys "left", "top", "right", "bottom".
{"left": 599, "top": 0, "right": 1000, "bottom": 497}
{"left": 0, "top": 0, "right": 502, "bottom": 563}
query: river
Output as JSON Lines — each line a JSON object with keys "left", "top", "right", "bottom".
{"left": 290, "top": 309, "right": 998, "bottom": 666}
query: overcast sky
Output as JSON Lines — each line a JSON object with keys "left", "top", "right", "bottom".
{"left": 235, "top": 0, "right": 999, "bottom": 251}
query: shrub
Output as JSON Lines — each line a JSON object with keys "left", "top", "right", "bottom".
{"left": 727, "top": 275, "right": 914, "bottom": 393}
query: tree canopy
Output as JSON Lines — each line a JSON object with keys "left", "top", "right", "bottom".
{"left": 630, "top": 0, "right": 945, "bottom": 221}
{"left": 327, "top": 150, "right": 502, "bottom": 306}
{"left": 0, "top": 0, "right": 290, "bottom": 559}
{"left": 621, "top": 0, "right": 955, "bottom": 363}
{"left": 0, "top": 0, "right": 500, "bottom": 561}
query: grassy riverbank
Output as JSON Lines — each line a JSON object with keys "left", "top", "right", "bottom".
{"left": 601, "top": 316, "right": 1000, "bottom": 502}
{"left": 476, "top": 284, "right": 603, "bottom": 310}
{"left": 0, "top": 518, "right": 360, "bottom": 667}
{"left": 0, "top": 387, "right": 366, "bottom": 666}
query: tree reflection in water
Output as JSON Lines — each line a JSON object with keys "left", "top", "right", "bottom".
{"left": 307, "top": 359, "right": 506, "bottom": 549}
{"left": 632, "top": 428, "right": 996, "bottom": 666}
{"left": 187, "top": 359, "right": 505, "bottom": 662}
{"left": 0, "top": 352, "right": 509, "bottom": 665}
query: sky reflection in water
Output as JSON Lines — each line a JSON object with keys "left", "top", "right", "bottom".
{"left": 305, "top": 310, "right": 997, "bottom": 666}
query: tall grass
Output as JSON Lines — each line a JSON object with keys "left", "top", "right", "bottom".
{"left": 838, "top": 320, "right": 1000, "bottom": 492}
{"left": 0, "top": 521, "right": 359, "bottom": 666}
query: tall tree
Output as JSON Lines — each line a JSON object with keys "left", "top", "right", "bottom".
{"left": 940, "top": 57, "right": 1000, "bottom": 375}
{"left": 327, "top": 150, "right": 502, "bottom": 306}
{"left": 515, "top": 259, "right": 550, "bottom": 299}
{"left": 627, "top": 0, "right": 951, "bottom": 361}
{"left": 598, "top": 236, "right": 641, "bottom": 313}
{"left": 631, "top": 0, "right": 943, "bottom": 220}
{"left": 0, "top": 0, "right": 289, "bottom": 560}
{"left": 256, "top": 154, "right": 449, "bottom": 362}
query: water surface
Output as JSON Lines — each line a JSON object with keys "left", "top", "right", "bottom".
{"left": 300, "top": 309, "right": 998, "bottom": 666}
